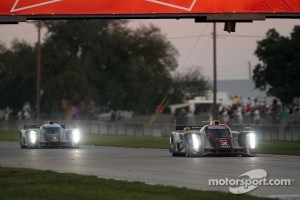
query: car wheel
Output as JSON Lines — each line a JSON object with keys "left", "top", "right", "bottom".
{"left": 170, "top": 136, "right": 180, "bottom": 157}
{"left": 171, "top": 144, "right": 182, "bottom": 156}
{"left": 185, "top": 146, "right": 190, "bottom": 157}
{"left": 20, "top": 136, "right": 27, "bottom": 149}
{"left": 169, "top": 136, "right": 175, "bottom": 152}
{"left": 185, "top": 135, "right": 192, "bottom": 157}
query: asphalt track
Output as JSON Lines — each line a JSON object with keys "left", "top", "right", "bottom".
{"left": 0, "top": 141, "right": 299, "bottom": 199}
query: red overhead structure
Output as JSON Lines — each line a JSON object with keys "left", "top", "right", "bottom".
{"left": 0, "top": 0, "right": 300, "bottom": 24}
{"left": 0, "top": 0, "right": 300, "bottom": 16}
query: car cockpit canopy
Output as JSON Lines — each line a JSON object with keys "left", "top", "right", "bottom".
{"left": 41, "top": 122, "right": 63, "bottom": 134}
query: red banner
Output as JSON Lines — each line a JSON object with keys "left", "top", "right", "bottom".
{"left": 1, "top": 0, "right": 300, "bottom": 15}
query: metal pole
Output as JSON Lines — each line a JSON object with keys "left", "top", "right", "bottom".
{"left": 213, "top": 23, "right": 217, "bottom": 119}
{"left": 36, "top": 21, "right": 41, "bottom": 119}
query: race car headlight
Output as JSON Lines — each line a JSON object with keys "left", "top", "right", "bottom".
{"left": 248, "top": 132, "right": 256, "bottom": 149}
{"left": 29, "top": 130, "right": 37, "bottom": 144}
{"left": 192, "top": 134, "right": 200, "bottom": 149}
{"left": 72, "top": 129, "right": 80, "bottom": 143}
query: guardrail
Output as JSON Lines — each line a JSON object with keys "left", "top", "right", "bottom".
{"left": 0, "top": 120, "right": 299, "bottom": 141}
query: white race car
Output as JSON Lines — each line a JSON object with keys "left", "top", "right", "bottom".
{"left": 169, "top": 120, "right": 256, "bottom": 157}
{"left": 20, "top": 121, "right": 80, "bottom": 148}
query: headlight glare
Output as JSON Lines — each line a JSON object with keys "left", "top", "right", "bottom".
{"left": 72, "top": 129, "right": 80, "bottom": 143}
{"left": 192, "top": 134, "right": 200, "bottom": 149}
{"left": 248, "top": 132, "right": 256, "bottom": 149}
{"left": 29, "top": 130, "right": 37, "bottom": 144}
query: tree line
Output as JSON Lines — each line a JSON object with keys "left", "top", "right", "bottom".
{"left": 253, "top": 25, "right": 300, "bottom": 105}
{"left": 1, "top": 20, "right": 299, "bottom": 120}
{"left": 0, "top": 20, "right": 209, "bottom": 119}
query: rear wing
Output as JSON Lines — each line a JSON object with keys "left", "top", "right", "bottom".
{"left": 175, "top": 126, "right": 202, "bottom": 131}
{"left": 174, "top": 121, "right": 221, "bottom": 131}
{"left": 24, "top": 124, "right": 65, "bottom": 129}
{"left": 24, "top": 125, "right": 41, "bottom": 129}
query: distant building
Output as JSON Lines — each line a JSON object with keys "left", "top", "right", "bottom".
{"left": 169, "top": 79, "right": 268, "bottom": 115}
{"left": 215, "top": 79, "right": 266, "bottom": 98}
{"left": 169, "top": 91, "right": 231, "bottom": 114}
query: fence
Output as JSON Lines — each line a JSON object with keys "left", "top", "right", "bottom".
{"left": 0, "top": 120, "right": 299, "bottom": 141}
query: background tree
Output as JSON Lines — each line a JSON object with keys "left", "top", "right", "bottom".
{"left": 253, "top": 26, "right": 300, "bottom": 104}
{"left": 40, "top": 20, "right": 179, "bottom": 115}
{"left": 0, "top": 20, "right": 211, "bottom": 118}
{"left": 0, "top": 40, "right": 36, "bottom": 114}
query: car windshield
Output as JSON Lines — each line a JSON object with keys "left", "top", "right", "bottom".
{"left": 42, "top": 127, "right": 62, "bottom": 134}
{"left": 206, "top": 128, "right": 230, "bottom": 138}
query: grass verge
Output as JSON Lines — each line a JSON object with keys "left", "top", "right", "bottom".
{"left": 0, "top": 130, "right": 19, "bottom": 141}
{"left": 258, "top": 141, "right": 300, "bottom": 156}
{"left": 84, "top": 134, "right": 169, "bottom": 149}
{"left": 0, "top": 166, "right": 271, "bottom": 200}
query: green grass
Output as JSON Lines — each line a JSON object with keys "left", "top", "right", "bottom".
{"left": 0, "top": 130, "right": 19, "bottom": 141}
{"left": 84, "top": 134, "right": 169, "bottom": 149}
{"left": 1, "top": 130, "right": 300, "bottom": 155}
{"left": 0, "top": 166, "right": 271, "bottom": 200}
{"left": 258, "top": 141, "right": 300, "bottom": 156}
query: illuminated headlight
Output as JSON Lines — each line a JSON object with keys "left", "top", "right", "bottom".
{"left": 248, "top": 132, "right": 256, "bottom": 149}
{"left": 29, "top": 131, "right": 37, "bottom": 144}
{"left": 192, "top": 134, "right": 200, "bottom": 149}
{"left": 72, "top": 129, "right": 80, "bottom": 143}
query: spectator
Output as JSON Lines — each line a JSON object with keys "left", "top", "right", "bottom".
{"left": 288, "top": 107, "right": 300, "bottom": 125}
{"left": 239, "top": 96, "right": 245, "bottom": 107}
{"left": 110, "top": 108, "right": 116, "bottom": 122}
{"left": 71, "top": 105, "right": 79, "bottom": 119}
{"left": 218, "top": 103, "right": 224, "bottom": 116}
{"left": 253, "top": 108, "right": 260, "bottom": 124}
{"left": 236, "top": 105, "right": 243, "bottom": 124}
{"left": 259, "top": 101, "right": 267, "bottom": 123}
{"left": 271, "top": 99, "right": 279, "bottom": 124}
{"left": 278, "top": 106, "right": 290, "bottom": 124}
{"left": 222, "top": 107, "right": 230, "bottom": 124}
{"left": 232, "top": 95, "right": 239, "bottom": 109}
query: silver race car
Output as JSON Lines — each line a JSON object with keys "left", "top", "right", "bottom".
{"left": 169, "top": 120, "right": 256, "bottom": 157}
{"left": 20, "top": 121, "right": 80, "bottom": 148}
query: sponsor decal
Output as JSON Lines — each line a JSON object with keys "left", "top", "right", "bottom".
{"left": 10, "top": 0, "right": 61, "bottom": 12}
{"left": 146, "top": 0, "right": 196, "bottom": 11}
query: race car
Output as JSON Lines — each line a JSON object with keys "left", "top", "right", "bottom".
{"left": 169, "top": 120, "right": 256, "bottom": 157}
{"left": 20, "top": 121, "right": 80, "bottom": 148}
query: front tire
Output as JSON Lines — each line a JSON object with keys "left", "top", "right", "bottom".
{"left": 170, "top": 135, "right": 181, "bottom": 157}
{"left": 20, "top": 134, "right": 27, "bottom": 149}
{"left": 185, "top": 135, "right": 192, "bottom": 157}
